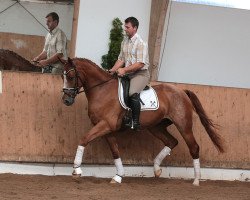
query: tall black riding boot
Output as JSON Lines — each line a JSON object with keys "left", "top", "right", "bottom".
{"left": 129, "top": 93, "right": 141, "bottom": 130}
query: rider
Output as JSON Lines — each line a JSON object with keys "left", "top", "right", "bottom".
{"left": 32, "top": 12, "right": 68, "bottom": 74}
{"left": 109, "top": 17, "right": 150, "bottom": 130}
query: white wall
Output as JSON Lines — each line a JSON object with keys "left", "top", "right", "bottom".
{"left": 159, "top": 2, "right": 250, "bottom": 89}
{"left": 75, "top": 0, "right": 151, "bottom": 66}
{"left": 0, "top": 0, "right": 73, "bottom": 38}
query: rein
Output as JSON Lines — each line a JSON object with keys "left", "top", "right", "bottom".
{"left": 84, "top": 76, "right": 114, "bottom": 92}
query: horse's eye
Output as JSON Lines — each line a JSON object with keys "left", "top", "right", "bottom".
{"left": 67, "top": 76, "right": 74, "bottom": 81}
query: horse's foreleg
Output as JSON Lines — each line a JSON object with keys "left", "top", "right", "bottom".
{"left": 105, "top": 134, "right": 124, "bottom": 184}
{"left": 73, "top": 145, "right": 85, "bottom": 176}
{"left": 148, "top": 122, "right": 178, "bottom": 178}
{"left": 193, "top": 158, "right": 201, "bottom": 186}
{"left": 72, "top": 120, "right": 111, "bottom": 178}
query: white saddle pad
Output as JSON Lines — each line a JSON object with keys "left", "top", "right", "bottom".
{"left": 118, "top": 78, "right": 159, "bottom": 111}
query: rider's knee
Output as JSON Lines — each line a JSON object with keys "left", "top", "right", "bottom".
{"left": 129, "top": 93, "right": 139, "bottom": 99}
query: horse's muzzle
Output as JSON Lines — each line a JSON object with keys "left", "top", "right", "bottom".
{"left": 62, "top": 96, "right": 75, "bottom": 106}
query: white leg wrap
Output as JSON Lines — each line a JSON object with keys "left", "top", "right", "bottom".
{"left": 112, "top": 175, "right": 122, "bottom": 183}
{"left": 111, "top": 158, "right": 124, "bottom": 183}
{"left": 73, "top": 167, "right": 83, "bottom": 175}
{"left": 193, "top": 158, "right": 201, "bottom": 186}
{"left": 74, "top": 145, "right": 85, "bottom": 169}
{"left": 193, "top": 158, "right": 201, "bottom": 179}
{"left": 154, "top": 146, "right": 171, "bottom": 171}
{"left": 114, "top": 158, "right": 124, "bottom": 176}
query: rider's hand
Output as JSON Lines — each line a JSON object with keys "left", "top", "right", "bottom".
{"left": 108, "top": 69, "right": 116, "bottom": 76}
{"left": 37, "top": 59, "right": 48, "bottom": 67}
{"left": 32, "top": 57, "right": 39, "bottom": 62}
{"left": 31, "top": 59, "right": 40, "bottom": 67}
{"left": 117, "top": 68, "right": 126, "bottom": 77}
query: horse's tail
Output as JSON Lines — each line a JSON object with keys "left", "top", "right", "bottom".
{"left": 184, "top": 90, "right": 225, "bottom": 153}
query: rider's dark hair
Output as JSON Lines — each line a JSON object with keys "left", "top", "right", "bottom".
{"left": 46, "top": 12, "right": 59, "bottom": 24}
{"left": 125, "top": 17, "right": 139, "bottom": 29}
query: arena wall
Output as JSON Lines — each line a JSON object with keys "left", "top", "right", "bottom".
{"left": 0, "top": 71, "right": 249, "bottom": 169}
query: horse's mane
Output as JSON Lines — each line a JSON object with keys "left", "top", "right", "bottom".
{"left": 73, "top": 57, "right": 101, "bottom": 69}
{"left": 0, "top": 49, "right": 35, "bottom": 67}
{"left": 73, "top": 57, "right": 111, "bottom": 76}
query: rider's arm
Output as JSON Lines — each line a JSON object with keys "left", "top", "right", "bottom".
{"left": 110, "top": 40, "right": 125, "bottom": 72}
{"left": 116, "top": 62, "right": 144, "bottom": 76}
{"left": 32, "top": 51, "right": 47, "bottom": 62}
{"left": 45, "top": 53, "right": 63, "bottom": 65}
{"left": 37, "top": 52, "right": 63, "bottom": 67}
{"left": 123, "top": 62, "right": 144, "bottom": 73}
{"left": 110, "top": 59, "right": 125, "bottom": 72}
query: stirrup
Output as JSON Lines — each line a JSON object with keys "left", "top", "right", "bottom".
{"left": 131, "top": 120, "right": 141, "bottom": 131}
{"left": 124, "top": 116, "right": 132, "bottom": 127}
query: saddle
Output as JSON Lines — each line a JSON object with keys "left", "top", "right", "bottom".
{"left": 118, "top": 76, "right": 159, "bottom": 111}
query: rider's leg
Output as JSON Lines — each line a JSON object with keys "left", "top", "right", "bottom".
{"left": 129, "top": 93, "right": 141, "bottom": 130}
{"left": 129, "top": 70, "right": 150, "bottom": 130}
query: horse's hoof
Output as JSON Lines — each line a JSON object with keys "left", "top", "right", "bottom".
{"left": 72, "top": 173, "right": 81, "bottom": 182}
{"left": 72, "top": 173, "right": 81, "bottom": 178}
{"left": 110, "top": 179, "right": 119, "bottom": 184}
{"left": 192, "top": 179, "right": 200, "bottom": 186}
{"left": 110, "top": 175, "right": 122, "bottom": 184}
{"left": 72, "top": 167, "right": 82, "bottom": 183}
{"left": 154, "top": 169, "right": 162, "bottom": 178}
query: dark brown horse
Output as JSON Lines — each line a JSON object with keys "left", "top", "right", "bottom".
{"left": 61, "top": 57, "right": 224, "bottom": 186}
{"left": 0, "top": 49, "right": 41, "bottom": 72}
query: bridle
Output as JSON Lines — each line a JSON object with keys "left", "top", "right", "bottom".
{"left": 62, "top": 67, "right": 84, "bottom": 98}
{"left": 62, "top": 64, "right": 114, "bottom": 99}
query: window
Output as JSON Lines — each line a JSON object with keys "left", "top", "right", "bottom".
{"left": 173, "top": 0, "right": 250, "bottom": 10}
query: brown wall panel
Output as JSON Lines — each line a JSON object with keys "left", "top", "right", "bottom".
{"left": 0, "top": 72, "right": 249, "bottom": 169}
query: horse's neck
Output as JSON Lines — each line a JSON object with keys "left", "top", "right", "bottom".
{"left": 78, "top": 61, "right": 111, "bottom": 90}
{"left": 1, "top": 50, "right": 35, "bottom": 69}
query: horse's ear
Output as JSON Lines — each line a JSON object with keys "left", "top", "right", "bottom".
{"left": 68, "top": 57, "right": 73, "bottom": 65}
{"left": 58, "top": 56, "right": 67, "bottom": 64}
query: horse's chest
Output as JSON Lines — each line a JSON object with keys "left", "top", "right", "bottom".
{"left": 88, "top": 106, "right": 106, "bottom": 124}
{"left": 90, "top": 107, "right": 105, "bottom": 114}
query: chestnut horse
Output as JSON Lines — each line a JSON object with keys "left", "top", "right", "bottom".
{"left": 62, "top": 57, "right": 224, "bottom": 186}
{"left": 0, "top": 49, "right": 41, "bottom": 72}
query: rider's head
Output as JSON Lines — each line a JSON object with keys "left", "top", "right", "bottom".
{"left": 124, "top": 17, "right": 139, "bottom": 38}
{"left": 46, "top": 12, "right": 59, "bottom": 32}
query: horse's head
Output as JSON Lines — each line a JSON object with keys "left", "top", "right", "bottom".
{"left": 61, "top": 57, "right": 84, "bottom": 106}
{"left": 61, "top": 57, "right": 115, "bottom": 106}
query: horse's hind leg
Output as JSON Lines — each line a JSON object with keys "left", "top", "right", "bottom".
{"left": 174, "top": 114, "right": 201, "bottom": 186}
{"left": 105, "top": 134, "right": 124, "bottom": 184}
{"left": 148, "top": 119, "right": 178, "bottom": 178}
{"left": 180, "top": 128, "right": 200, "bottom": 186}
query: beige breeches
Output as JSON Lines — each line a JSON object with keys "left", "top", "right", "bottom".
{"left": 128, "top": 69, "right": 150, "bottom": 96}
